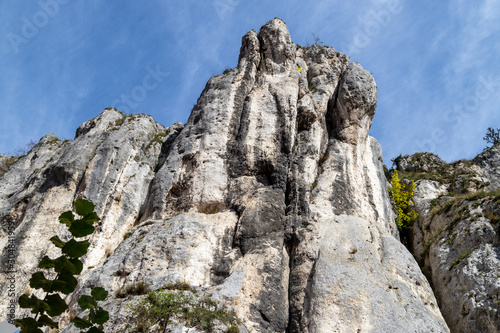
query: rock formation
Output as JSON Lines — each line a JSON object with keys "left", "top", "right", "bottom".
{"left": 396, "top": 151, "right": 500, "bottom": 333}
{"left": 0, "top": 19, "right": 452, "bottom": 332}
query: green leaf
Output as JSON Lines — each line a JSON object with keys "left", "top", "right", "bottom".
{"left": 50, "top": 235, "right": 66, "bottom": 248}
{"left": 38, "top": 314, "right": 59, "bottom": 329}
{"left": 69, "top": 258, "right": 84, "bottom": 274}
{"left": 59, "top": 211, "right": 74, "bottom": 227}
{"left": 29, "top": 272, "right": 53, "bottom": 292}
{"left": 62, "top": 239, "right": 90, "bottom": 258}
{"left": 75, "top": 199, "right": 94, "bottom": 217}
{"left": 53, "top": 255, "right": 78, "bottom": 274}
{"left": 91, "top": 287, "right": 108, "bottom": 301}
{"left": 82, "top": 211, "right": 100, "bottom": 224}
{"left": 18, "top": 294, "right": 33, "bottom": 309}
{"left": 45, "top": 294, "right": 68, "bottom": 316}
{"left": 38, "top": 256, "right": 55, "bottom": 269}
{"left": 14, "top": 317, "right": 44, "bottom": 333}
{"left": 50, "top": 279, "right": 69, "bottom": 294}
{"left": 78, "top": 295, "right": 97, "bottom": 310}
{"left": 51, "top": 271, "right": 78, "bottom": 294}
{"left": 68, "top": 219, "right": 95, "bottom": 238}
{"left": 73, "top": 316, "right": 93, "bottom": 329}
{"left": 39, "top": 255, "right": 79, "bottom": 274}
{"left": 18, "top": 294, "right": 50, "bottom": 314}
{"left": 87, "top": 327, "right": 105, "bottom": 333}
{"left": 91, "top": 307, "right": 109, "bottom": 325}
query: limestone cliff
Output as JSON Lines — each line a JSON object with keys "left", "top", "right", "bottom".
{"left": 396, "top": 150, "right": 500, "bottom": 333}
{"left": 1, "top": 19, "right": 449, "bottom": 332}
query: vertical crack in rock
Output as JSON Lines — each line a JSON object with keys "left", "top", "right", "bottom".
{"left": 138, "top": 122, "right": 183, "bottom": 223}
{"left": 154, "top": 122, "right": 183, "bottom": 173}
{"left": 325, "top": 74, "right": 342, "bottom": 140}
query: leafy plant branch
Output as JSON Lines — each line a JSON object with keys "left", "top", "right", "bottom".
{"left": 15, "top": 199, "right": 109, "bottom": 333}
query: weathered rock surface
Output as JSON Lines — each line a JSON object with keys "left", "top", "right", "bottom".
{"left": 1, "top": 19, "right": 450, "bottom": 332}
{"left": 397, "top": 152, "right": 500, "bottom": 332}
{"left": 0, "top": 155, "right": 19, "bottom": 178}
{"left": 475, "top": 144, "right": 500, "bottom": 191}
{"left": 395, "top": 152, "right": 446, "bottom": 173}
{"left": 0, "top": 110, "right": 182, "bottom": 321}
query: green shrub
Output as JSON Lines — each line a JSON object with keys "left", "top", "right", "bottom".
{"left": 310, "top": 181, "right": 317, "bottom": 191}
{"left": 123, "top": 229, "right": 135, "bottom": 240}
{"left": 146, "top": 131, "right": 169, "bottom": 149}
{"left": 163, "top": 281, "right": 195, "bottom": 291}
{"left": 431, "top": 189, "right": 500, "bottom": 218}
{"left": 130, "top": 289, "right": 239, "bottom": 332}
{"left": 430, "top": 197, "right": 440, "bottom": 209}
{"left": 485, "top": 211, "right": 500, "bottom": 223}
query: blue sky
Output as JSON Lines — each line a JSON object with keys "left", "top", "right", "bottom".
{"left": 1, "top": 1, "right": 499, "bottom": 164}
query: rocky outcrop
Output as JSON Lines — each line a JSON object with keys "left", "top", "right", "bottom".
{"left": 475, "top": 144, "right": 500, "bottom": 191}
{"left": 1, "top": 19, "right": 449, "bottom": 332}
{"left": 0, "top": 155, "right": 19, "bottom": 178}
{"left": 0, "top": 110, "right": 182, "bottom": 321}
{"left": 396, "top": 152, "right": 500, "bottom": 332}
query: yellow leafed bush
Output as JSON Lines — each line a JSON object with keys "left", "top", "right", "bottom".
{"left": 388, "top": 170, "right": 418, "bottom": 230}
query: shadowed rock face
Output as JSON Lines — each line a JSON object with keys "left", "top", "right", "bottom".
{"left": 0, "top": 19, "right": 449, "bottom": 333}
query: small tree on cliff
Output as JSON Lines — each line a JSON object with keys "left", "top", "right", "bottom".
{"left": 388, "top": 170, "right": 418, "bottom": 230}
{"left": 483, "top": 127, "right": 500, "bottom": 149}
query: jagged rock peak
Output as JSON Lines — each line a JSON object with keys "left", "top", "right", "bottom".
{"left": 257, "top": 18, "right": 294, "bottom": 74}
{"left": 237, "top": 18, "right": 295, "bottom": 75}
{"left": 238, "top": 29, "right": 260, "bottom": 68}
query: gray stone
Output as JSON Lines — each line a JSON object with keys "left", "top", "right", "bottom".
{"left": 395, "top": 152, "right": 446, "bottom": 173}
{"left": 474, "top": 144, "right": 500, "bottom": 191}
{"left": 332, "top": 62, "right": 377, "bottom": 145}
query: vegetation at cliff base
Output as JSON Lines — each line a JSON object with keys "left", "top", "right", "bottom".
{"left": 129, "top": 287, "right": 240, "bottom": 332}
{"left": 388, "top": 170, "right": 419, "bottom": 230}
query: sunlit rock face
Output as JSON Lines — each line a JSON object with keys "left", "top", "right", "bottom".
{"left": 1, "top": 19, "right": 450, "bottom": 333}
{"left": 396, "top": 152, "right": 500, "bottom": 333}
